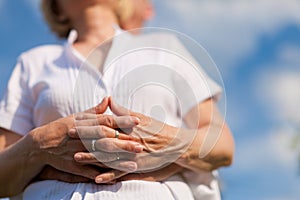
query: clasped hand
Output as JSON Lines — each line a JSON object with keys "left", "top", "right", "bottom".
{"left": 67, "top": 97, "right": 194, "bottom": 183}
{"left": 37, "top": 97, "right": 190, "bottom": 183}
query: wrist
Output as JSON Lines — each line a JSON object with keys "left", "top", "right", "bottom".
{"left": 175, "top": 129, "right": 201, "bottom": 167}
{"left": 27, "top": 126, "right": 49, "bottom": 166}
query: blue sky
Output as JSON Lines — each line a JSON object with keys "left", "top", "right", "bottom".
{"left": 1, "top": 0, "right": 300, "bottom": 199}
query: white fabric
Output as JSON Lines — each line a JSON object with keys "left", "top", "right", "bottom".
{"left": 23, "top": 180, "right": 193, "bottom": 200}
{"left": 0, "top": 29, "right": 221, "bottom": 200}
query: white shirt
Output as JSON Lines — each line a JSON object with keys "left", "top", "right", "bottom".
{"left": 1, "top": 29, "right": 222, "bottom": 200}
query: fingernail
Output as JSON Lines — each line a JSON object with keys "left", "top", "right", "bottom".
{"left": 132, "top": 117, "right": 140, "bottom": 125}
{"left": 96, "top": 177, "right": 103, "bottom": 183}
{"left": 74, "top": 154, "right": 82, "bottom": 161}
{"left": 134, "top": 145, "right": 144, "bottom": 153}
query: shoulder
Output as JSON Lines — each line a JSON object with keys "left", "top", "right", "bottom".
{"left": 15, "top": 44, "right": 66, "bottom": 75}
{"left": 19, "top": 44, "right": 64, "bottom": 61}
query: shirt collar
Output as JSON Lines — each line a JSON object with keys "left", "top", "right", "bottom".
{"left": 63, "top": 25, "right": 125, "bottom": 75}
{"left": 66, "top": 24, "right": 123, "bottom": 46}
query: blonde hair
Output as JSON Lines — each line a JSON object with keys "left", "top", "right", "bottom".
{"left": 40, "top": 0, "right": 134, "bottom": 39}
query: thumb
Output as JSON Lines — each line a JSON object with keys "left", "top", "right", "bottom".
{"left": 85, "top": 97, "right": 109, "bottom": 114}
{"left": 108, "top": 96, "right": 133, "bottom": 116}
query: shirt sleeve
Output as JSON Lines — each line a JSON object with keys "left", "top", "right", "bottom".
{"left": 0, "top": 55, "right": 34, "bottom": 135}
{"left": 168, "top": 35, "right": 222, "bottom": 116}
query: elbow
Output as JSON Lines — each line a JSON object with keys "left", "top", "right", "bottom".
{"left": 213, "top": 147, "right": 234, "bottom": 169}
{"left": 204, "top": 125, "right": 235, "bottom": 170}
{"left": 203, "top": 149, "right": 233, "bottom": 171}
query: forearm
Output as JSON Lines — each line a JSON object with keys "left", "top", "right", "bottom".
{"left": 0, "top": 131, "right": 44, "bottom": 197}
{"left": 176, "top": 123, "right": 234, "bottom": 172}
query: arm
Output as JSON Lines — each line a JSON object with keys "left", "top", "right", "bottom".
{"left": 176, "top": 98, "right": 234, "bottom": 172}
{"left": 0, "top": 127, "right": 47, "bottom": 196}
{"left": 0, "top": 128, "right": 22, "bottom": 149}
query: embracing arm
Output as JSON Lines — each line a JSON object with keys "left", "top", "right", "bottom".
{"left": 176, "top": 98, "right": 234, "bottom": 172}
{"left": 0, "top": 128, "right": 45, "bottom": 197}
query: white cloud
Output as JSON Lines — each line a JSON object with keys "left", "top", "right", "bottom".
{"left": 255, "top": 45, "right": 300, "bottom": 125}
{"left": 267, "top": 71, "right": 300, "bottom": 124}
{"left": 227, "top": 131, "right": 300, "bottom": 199}
{"left": 252, "top": 45, "right": 300, "bottom": 187}
{"left": 234, "top": 132, "right": 298, "bottom": 172}
{"left": 255, "top": 45, "right": 300, "bottom": 137}
{"left": 233, "top": 44, "right": 300, "bottom": 198}
{"left": 278, "top": 45, "right": 300, "bottom": 66}
{"left": 151, "top": 0, "right": 300, "bottom": 73}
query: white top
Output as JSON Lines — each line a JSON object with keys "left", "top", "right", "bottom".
{"left": 1, "top": 29, "right": 222, "bottom": 200}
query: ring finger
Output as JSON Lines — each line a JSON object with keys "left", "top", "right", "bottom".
{"left": 74, "top": 151, "right": 136, "bottom": 163}
{"left": 69, "top": 126, "right": 137, "bottom": 141}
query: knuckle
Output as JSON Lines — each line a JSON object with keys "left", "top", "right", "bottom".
{"left": 105, "top": 116, "right": 115, "bottom": 127}
{"left": 97, "top": 126, "right": 105, "bottom": 138}
{"left": 124, "top": 117, "right": 133, "bottom": 126}
{"left": 87, "top": 153, "right": 95, "bottom": 160}
{"left": 108, "top": 172, "right": 115, "bottom": 180}
{"left": 112, "top": 140, "right": 123, "bottom": 151}
{"left": 126, "top": 143, "right": 135, "bottom": 152}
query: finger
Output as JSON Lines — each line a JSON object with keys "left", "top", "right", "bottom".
{"left": 109, "top": 97, "right": 147, "bottom": 125}
{"left": 109, "top": 97, "right": 134, "bottom": 116}
{"left": 85, "top": 138, "right": 144, "bottom": 153}
{"left": 74, "top": 151, "right": 136, "bottom": 163}
{"left": 104, "top": 160, "right": 137, "bottom": 172}
{"left": 95, "top": 170, "right": 130, "bottom": 184}
{"left": 85, "top": 97, "right": 109, "bottom": 114}
{"left": 74, "top": 114, "right": 139, "bottom": 128}
{"left": 68, "top": 126, "right": 135, "bottom": 141}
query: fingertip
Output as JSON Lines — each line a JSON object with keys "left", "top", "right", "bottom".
{"left": 95, "top": 177, "right": 103, "bottom": 184}
{"left": 68, "top": 128, "right": 77, "bottom": 138}
{"left": 134, "top": 144, "right": 144, "bottom": 153}
{"left": 74, "top": 153, "right": 82, "bottom": 161}
{"left": 103, "top": 96, "right": 110, "bottom": 104}
{"left": 132, "top": 117, "right": 140, "bottom": 125}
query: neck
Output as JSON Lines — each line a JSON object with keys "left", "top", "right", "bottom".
{"left": 73, "top": 5, "right": 118, "bottom": 46}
